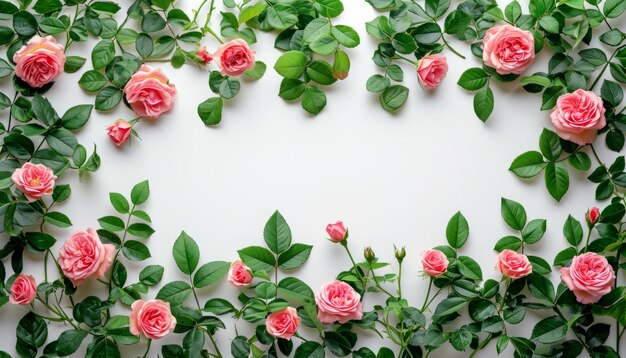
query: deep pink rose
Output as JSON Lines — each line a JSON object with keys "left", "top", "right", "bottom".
{"left": 417, "top": 54, "right": 448, "bottom": 90}
{"left": 124, "top": 64, "right": 176, "bottom": 118}
{"left": 129, "top": 299, "right": 176, "bottom": 339}
{"left": 13, "top": 36, "right": 66, "bottom": 88}
{"left": 228, "top": 260, "right": 252, "bottom": 286}
{"left": 421, "top": 250, "right": 449, "bottom": 276}
{"left": 315, "top": 280, "right": 363, "bottom": 324}
{"left": 106, "top": 120, "right": 132, "bottom": 146}
{"left": 196, "top": 47, "right": 213, "bottom": 65}
{"left": 586, "top": 207, "right": 600, "bottom": 225}
{"left": 58, "top": 228, "right": 115, "bottom": 286}
{"left": 213, "top": 39, "right": 255, "bottom": 77}
{"left": 496, "top": 249, "right": 532, "bottom": 279}
{"left": 482, "top": 25, "right": 535, "bottom": 75}
{"left": 326, "top": 221, "right": 347, "bottom": 243}
{"left": 266, "top": 307, "right": 300, "bottom": 340}
{"left": 561, "top": 252, "right": 615, "bottom": 304}
{"left": 12, "top": 162, "right": 56, "bottom": 202}
{"left": 550, "top": 89, "right": 606, "bottom": 145}
{"left": 9, "top": 274, "right": 36, "bottom": 305}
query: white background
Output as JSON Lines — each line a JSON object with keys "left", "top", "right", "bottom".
{"left": 0, "top": 0, "right": 624, "bottom": 356}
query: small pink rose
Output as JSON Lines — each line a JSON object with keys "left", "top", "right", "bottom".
{"left": 129, "top": 299, "right": 176, "bottom": 339}
{"left": 106, "top": 120, "right": 132, "bottom": 146}
{"left": 315, "top": 280, "right": 363, "bottom": 324}
{"left": 417, "top": 54, "right": 448, "bottom": 90}
{"left": 561, "top": 252, "right": 615, "bottom": 304}
{"left": 228, "top": 260, "right": 253, "bottom": 286}
{"left": 12, "top": 162, "right": 56, "bottom": 202}
{"left": 58, "top": 228, "right": 115, "bottom": 286}
{"left": 586, "top": 207, "right": 600, "bottom": 225}
{"left": 13, "top": 36, "right": 66, "bottom": 88}
{"left": 326, "top": 221, "right": 347, "bottom": 243}
{"left": 266, "top": 307, "right": 300, "bottom": 340}
{"left": 213, "top": 39, "right": 256, "bottom": 77}
{"left": 482, "top": 25, "right": 535, "bottom": 75}
{"left": 9, "top": 274, "right": 36, "bottom": 305}
{"left": 550, "top": 89, "right": 606, "bottom": 146}
{"left": 124, "top": 64, "right": 176, "bottom": 118}
{"left": 496, "top": 249, "right": 532, "bottom": 279}
{"left": 421, "top": 250, "right": 449, "bottom": 277}
{"left": 195, "top": 47, "right": 213, "bottom": 65}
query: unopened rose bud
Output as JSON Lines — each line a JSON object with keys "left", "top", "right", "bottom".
{"left": 326, "top": 221, "right": 347, "bottom": 243}
{"left": 364, "top": 246, "right": 375, "bottom": 263}
{"left": 585, "top": 207, "right": 600, "bottom": 226}
{"left": 395, "top": 246, "right": 406, "bottom": 262}
{"left": 195, "top": 46, "right": 213, "bottom": 65}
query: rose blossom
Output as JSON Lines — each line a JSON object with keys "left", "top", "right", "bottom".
{"left": 550, "top": 89, "right": 606, "bottom": 145}
{"left": 58, "top": 228, "right": 115, "bottom": 286}
{"left": 326, "top": 221, "right": 347, "bottom": 243}
{"left": 129, "top": 299, "right": 176, "bottom": 339}
{"left": 227, "top": 260, "right": 252, "bottom": 286}
{"left": 421, "top": 250, "right": 449, "bottom": 276}
{"left": 123, "top": 64, "right": 176, "bottom": 118}
{"left": 315, "top": 280, "right": 363, "bottom": 324}
{"left": 9, "top": 274, "right": 36, "bottom": 305}
{"left": 496, "top": 249, "right": 532, "bottom": 279}
{"left": 417, "top": 54, "right": 448, "bottom": 90}
{"left": 586, "top": 207, "right": 600, "bottom": 225}
{"left": 12, "top": 162, "right": 56, "bottom": 202}
{"left": 106, "top": 120, "right": 132, "bottom": 146}
{"left": 482, "top": 24, "right": 535, "bottom": 75}
{"left": 213, "top": 39, "right": 256, "bottom": 77}
{"left": 265, "top": 307, "right": 300, "bottom": 340}
{"left": 195, "top": 47, "right": 213, "bottom": 65}
{"left": 561, "top": 252, "right": 615, "bottom": 304}
{"left": 13, "top": 35, "right": 66, "bottom": 88}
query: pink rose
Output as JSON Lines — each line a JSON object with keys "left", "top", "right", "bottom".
{"left": 561, "top": 252, "right": 615, "bottom": 304}
{"left": 9, "top": 274, "right": 36, "bottom": 305}
{"left": 106, "top": 120, "right": 132, "bottom": 146}
{"left": 326, "top": 221, "right": 347, "bottom": 243}
{"left": 58, "top": 228, "right": 115, "bottom": 287}
{"left": 11, "top": 162, "right": 56, "bottom": 202}
{"left": 482, "top": 25, "right": 535, "bottom": 75}
{"left": 213, "top": 39, "right": 256, "bottom": 77}
{"left": 421, "top": 250, "right": 449, "bottom": 277}
{"left": 550, "top": 89, "right": 606, "bottom": 145}
{"left": 195, "top": 47, "right": 213, "bottom": 65}
{"left": 228, "top": 260, "right": 252, "bottom": 286}
{"left": 124, "top": 65, "right": 176, "bottom": 118}
{"left": 13, "top": 35, "right": 66, "bottom": 88}
{"left": 129, "top": 299, "right": 176, "bottom": 339}
{"left": 586, "top": 207, "right": 600, "bottom": 225}
{"left": 315, "top": 280, "right": 363, "bottom": 324}
{"left": 265, "top": 307, "right": 300, "bottom": 340}
{"left": 417, "top": 54, "right": 448, "bottom": 90}
{"left": 496, "top": 249, "right": 532, "bottom": 279}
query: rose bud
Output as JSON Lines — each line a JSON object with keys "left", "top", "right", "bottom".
{"left": 195, "top": 46, "right": 213, "bottom": 65}
{"left": 106, "top": 120, "right": 132, "bottom": 146}
{"left": 326, "top": 221, "right": 347, "bottom": 243}
{"left": 333, "top": 50, "right": 350, "bottom": 80}
{"left": 585, "top": 207, "right": 600, "bottom": 226}
{"left": 395, "top": 246, "right": 406, "bottom": 262}
{"left": 364, "top": 246, "right": 376, "bottom": 263}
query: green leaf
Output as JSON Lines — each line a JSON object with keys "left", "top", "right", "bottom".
{"left": 302, "top": 86, "right": 327, "bottom": 115}
{"left": 473, "top": 87, "right": 494, "bottom": 122}
{"left": 218, "top": 77, "right": 240, "bottom": 99}
{"left": 127, "top": 223, "right": 154, "bottom": 239}
{"left": 433, "top": 297, "right": 466, "bottom": 322}
{"left": 91, "top": 40, "right": 115, "bottom": 70}
{"left": 294, "top": 341, "right": 324, "bottom": 358}
{"left": 314, "top": 0, "right": 344, "bottom": 18}
{"left": 64, "top": 56, "right": 86, "bottom": 73}
{"left": 109, "top": 193, "right": 129, "bottom": 214}
{"left": 142, "top": 11, "right": 166, "bottom": 32}
{"left": 198, "top": 97, "right": 223, "bottom": 126}
{"left": 13, "top": 11, "right": 38, "bottom": 37}
{"left": 494, "top": 236, "right": 522, "bottom": 252}
{"left": 193, "top": 261, "right": 230, "bottom": 288}
{"left": 173, "top": 231, "right": 200, "bottom": 275}
{"left": 444, "top": 10, "right": 472, "bottom": 34}
{"left": 522, "top": 219, "right": 546, "bottom": 244}
{"left": 98, "top": 215, "right": 125, "bottom": 232}
{"left": 331, "top": 25, "right": 360, "bottom": 48}
{"left": 278, "top": 79, "right": 306, "bottom": 100}
{"left": 130, "top": 180, "right": 149, "bottom": 205}
{"left": 45, "top": 211, "right": 72, "bottom": 228}
{"left": 278, "top": 277, "right": 314, "bottom": 302}
{"left": 204, "top": 298, "right": 236, "bottom": 315}
{"left": 265, "top": 4, "right": 298, "bottom": 30}
{"left": 156, "top": 281, "right": 192, "bottom": 306}
{"left": 56, "top": 329, "right": 88, "bottom": 356}
{"left": 122, "top": 240, "right": 150, "bottom": 261}
{"left": 446, "top": 211, "right": 469, "bottom": 249}
{"left": 264, "top": 210, "right": 292, "bottom": 254}
{"left": 457, "top": 256, "right": 483, "bottom": 280}
{"left": 563, "top": 215, "right": 583, "bottom": 246}
{"left": 61, "top": 104, "right": 92, "bottom": 130}
{"left": 238, "top": 246, "right": 276, "bottom": 272}
{"left": 604, "top": 0, "right": 626, "bottom": 18}
{"left": 426, "top": 0, "right": 451, "bottom": 17}
{"left": 545, "top": 162, "right": 569, "bottom": 202}
{"left": 530, "top": 316, "right": 567, "bottom": 344}
{"left": 79, "top": 70, "right": 107, "bottom": 93}
{"left": 139, "top": 265, "right": 164, "bottom": 286}
{"left": 539, "top": 16, "right": 559, "bottom": 33}
{"left": 95, "top": 86, "right": 123, "bottom": 111}
{"left": 527, "top": 273, "right": 555, "bottom": 304}
{"left": 366, "top": 74, "right": 390, "bottom": 93}
{"left": 380, "top": 85, "right": 408, "bottom": 112}
{"left": 17, "top": 313, "right": 47, "bottom": 348}
{"left": 510, "top": 151, "right": 546, "bottom": 178}
{"left": 539, "top": 128, "right": 562, "bottom": 161}
{"left": 278, "top": 243, "right": 312, "bottom": 270}
{"left": 239, "top": 3, "right": 267, "bottom": 23}
{"left": 309, "top": 35, "right": 338, "bottom": 55}
{"left": 501, "top": 198, "right": 527, "bottom": 230}
{"left": 392, "top": 33, "right": 417, "bottom": 54}
{"left": 458, "top": 68, "right": 489, "bottom": 90}
{"left": 274, "top": 51, "right": 308, "bottom": 79}
{"left": 306, "top": 60, "right": 336, "bottom": 85}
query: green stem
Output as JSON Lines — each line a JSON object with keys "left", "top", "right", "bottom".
{"left": 397, "top": 260, "right": 403, "bottom": 299}
{"left": 341, "top": 242, "right": 367, "bottom": 295}
{"left": 205, "top": 27, "right": 224, "bottom": 44}
{"left": 442, "top": 34, "right": 466, "bottom": 59}
{"left": 554, "top": 307, "right": 592, "bottom": 355}
{"left": 590, "top": 44, "right": 626, "bottom": 91}
{"left": 420, "top": 278, "right": 433, "bottom": 312}
{"left": 367, "top": 261, "right": 394, "bottom": 297}
{"left": 142, "top": 339, "right": 152, "bottom": 358}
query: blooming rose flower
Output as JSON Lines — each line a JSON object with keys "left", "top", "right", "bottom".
{"left": 213, "top": 39, "right": 256, "bottom": 77}
{"left": 326, "top": 221, "right": 347, "bottom": 243}
{"left": 586, "top": 207, "right": 600, "bottom": 225}
{"left": 417, "top": 54, "right": 448, "bottom": 90}
{"left": 9, "top": 274, "right": 36, "bottom": 305}
{"left": 561, "top": 252, "right": 615, "bottom": 304}
{"left": 124, "top": 65, "right": 176, "bottom": 118}
{"left": 129, "top": 299, "right": 176, "bottom": 339}
{"left": 266, "top": 307, "right": 300, "bottom": 340}
{"left": 421, "top": 250, "right": 449, "bottom": 277}
{"left": 496, "top": 249, "right": 532, "bottom": 279}
{"left": 58, "top": 228, "right": 115, "bottom": 286}
{"left": 482, "top": 25, "right": 535, "bottom": 75}
{"left": 12, "top": 162, "right": 56, "bottom": 202}
{"left": 195, "top": 47, "right": 213, "bottom": 65}
{"left": 550, "top": 89, "right": 606, "bottom": 145}
{"left": 13, "top": 36, "right": 66, "bottom": 88}
{"left": 228, "top": 260, "right": 253, "bottom": 286}
{"left": 315, "top": 280, "right": 363, "bottom": 324}
{"left": 106, "top": 120, "right": 132, "bottom": 146}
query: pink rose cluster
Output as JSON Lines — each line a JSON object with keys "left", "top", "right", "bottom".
{"left": 561, "top": 252, "right": 615, "bottom": 304}
{"left": 58, "top": 228, "right": 115, "bottom": 287}
{"left": 550, "top": 89, "right": 606, "bottom": 145}
{"left": 482, "top": 24, "right": 535, "bottom": 75}
{"left": 130, "top": 299, "right": 176, "bottom": 339}
{"left": 496, "top": 249, "right": 532, "bottom": 279}
{"left": 13, "top": 36, "right": 66, "bottom": 88}
{"left": 315, "top": 280, "right": 363, "bottom": 324}
{"left": 12, "top": 162, "right": 56, "bottom": 202}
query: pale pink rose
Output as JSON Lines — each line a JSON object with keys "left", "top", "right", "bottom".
{"left": 123, "top": 65, "right": 176, "bottom": 118}
{"left": 129, "top": 299, "right": 176, "bottom": 339}
{"left": 266, "top": 307, "right": 300, "bottom": 340}
{"left": 417, "top": 54, "right": 448, "bottom": 90}
{"left": 9, "top": 274, "right": 36, "bottom": 305}
{"left": 195, "top": 47, "right": 213, "bottom": 65}
{"left": 13, "top": 35, "right": 66, "bottom": 88}
{"left": 421, "top": 250, "right": 449, "bottom": 276}
{"left": 586, "top": 207, "right": 600, "bottom": 225}
{"left": 11, "top": 162, "right": 56, "bottom": 202}
{"left": 561, "top": 252, "right": 615, "bottom": 304}
{"left": 496, "top": 249, "right": 532, "bottom": 279}
{"left": 482, "top": 25, "right": 535, "bottom": 75}
{"left": 58, "top": 228, "right": 115, "bottom": 287}
{"left": 550, "top": 89, "right": 606, "bottom": 145}
{"left": 228, "top": 260, "right": 252, "bottom": 286}
{"left": 106, "top": 120, "right": 132, "bottom": 146}
{"left": 213, "top": 39, "right": 256, "bottom": 77}
{"left": 315, "top": 280, "right": 363, "bottom": 324}
{"left": 326, "top": 221, "right": 347, "bottom": 243}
